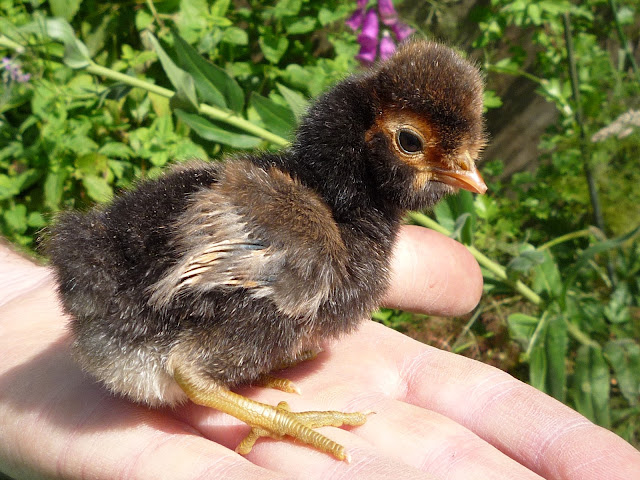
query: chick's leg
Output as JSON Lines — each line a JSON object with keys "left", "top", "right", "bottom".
{"left": 174, "top": 369, "right": 367, "bottom": 462}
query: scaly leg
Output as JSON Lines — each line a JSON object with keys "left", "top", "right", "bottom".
{"left": 175, "top": 369, "right": 368, "bottom": 462}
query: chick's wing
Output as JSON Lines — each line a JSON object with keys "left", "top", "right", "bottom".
{"left": 148, "top": 159, "right": 347, "bottom": 319}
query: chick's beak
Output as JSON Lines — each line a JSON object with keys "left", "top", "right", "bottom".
{"left": 430, "top": 154, "right": 487, "bottom": 194}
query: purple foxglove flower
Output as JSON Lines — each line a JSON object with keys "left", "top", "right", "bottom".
{"left": 355, "top": 8, "right": 379, "bottom": 64}
{"left": 392, "top": 22, "right": 414, "bottom": 42}
{"left": 345, "top": 9, "right": 364, "bottom": 30}
{"left": 345, "top": 0, "right": 369, "bottom": 30}
{"left": 379, "top": 31, "right": 396, "bottom": 61}
{"left": 378, "top": 0, "right": 398, "bottom": 26}
{"left": 358, "top": 8, "right": 379, "bottom": 43}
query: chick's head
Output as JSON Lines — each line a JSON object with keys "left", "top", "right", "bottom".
{"left": 364, "top": 41, "right": 487, "bottom": 210}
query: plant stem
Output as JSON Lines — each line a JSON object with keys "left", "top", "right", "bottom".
{"left": 407, "top": 211, "right": 542, "bottom": 305}
{"left": 538, "top": 228, "right": 591, "bottom": 251}
{"left": 562, "top": 13, "right": 615, "bottom": 285}
{"left": 565, "top": 317, "right": 601, "bottom": 349}
{"left": 608, "top": 0, "right": 639, "bottom": 76}
{"left": 88, "top": 61, "right": 290, "bottom": 146}
{"left": 0, "top": 35, "right": 290, "bottom": 147}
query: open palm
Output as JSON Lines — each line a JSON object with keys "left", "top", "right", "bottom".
{"left": 1, "top": 227, "right": 638, "bottom": 479}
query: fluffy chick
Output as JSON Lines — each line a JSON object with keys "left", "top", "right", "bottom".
{"left": 47, "top": 41, "right": 487, "bottom": 462}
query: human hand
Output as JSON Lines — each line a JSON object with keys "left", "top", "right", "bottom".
{"left": 0, "top": 227, "right": 638, "bottom": 480}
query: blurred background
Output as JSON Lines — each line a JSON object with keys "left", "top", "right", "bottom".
{"left": 1, "top": 0, "right": 639, "bottom": 448}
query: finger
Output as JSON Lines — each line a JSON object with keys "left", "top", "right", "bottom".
{"left": 349, "top": 322, "right": 640, "bottom": 480}
{"left": 352, "top": 397, "right": 544, "bottom": 479}
{"left": 384, "top": 225, "right": 483, "bottom": 316}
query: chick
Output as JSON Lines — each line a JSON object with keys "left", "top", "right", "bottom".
{"left": 46, "top": 41, "right": 487, "bottom": 462}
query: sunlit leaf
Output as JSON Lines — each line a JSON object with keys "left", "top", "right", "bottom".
{"left": 49, "top": 0, "right": 83, "bottom": 21}
{"left": 44, "top": 169, "right": 68, "bottom": 211}
{"left": 146, "top": 32, "right": 199, "bottom": 112}
{"left": 546, "top": 313, "right": 568, "bottom": 402}
{"left": 3, "top": 204, "right": 28, "bottom": 234}
{"left": 81, "top": 174, "right": 113, "bottom": 203}
{"left": 507, "top": 313, "right": 539, "bottom": 349}
{"left": 532, "top": 250, "right": 562, "bottom": 298}
{"left": 604, "top": 340, "right": 640, "bottom": 407}
{"left": 176, "top": 110, "right": 262, "bottom": 149}
{"left": 259, "top": 34, "right": 289, "bottom": 64}
{"left": 249, "top": 92, "right": 296, "bottom": 139}
{"left": 20, "top": 18, "right": 91, "bottom": 68}
{"left": 276, "top": 83, "right": 308, "bottom": 120}
{"left": 172, "top": 28, "right": 244, "bottom": 111}
{"left": 572, "top": 345, "right": 611, "bottom": 428}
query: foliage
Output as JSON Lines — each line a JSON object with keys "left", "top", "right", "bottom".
{"left": 0, "top": 0, "right": 358, "bottom": 248}
{"left": 1, "top": 0, "right": 639, "bottom": 448}
{"left": 426, "top": 0, "right": 640, "bottom": 446}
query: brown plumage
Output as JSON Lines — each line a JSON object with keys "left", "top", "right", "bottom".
{"left": 46, "top": 41, "right": 487, "bottom": 462}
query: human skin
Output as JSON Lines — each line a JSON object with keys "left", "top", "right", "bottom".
{"left": 0, "top": 225, "right": 638, "bottom": 480}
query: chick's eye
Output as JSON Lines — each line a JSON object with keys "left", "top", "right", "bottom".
{"left": 397, "top": 129, "right": 423, "bottom": 154}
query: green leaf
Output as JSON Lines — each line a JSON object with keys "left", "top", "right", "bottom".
{"left": 573, "top": 345, "right": 594, "bottom": 421}
{"left": 75, "top": 153, "right": 108, "bottom": 176}
{"left": 0, "top": 175, "right": 17, "bottom": 201}
{"left": 318, "top": 6, "right": 349, "bottom": 25}
{"left": 276, "top": 83, "right": 308, "bottom": 120}
{"left": 175, "top": 110, "right": 262, "bottom": 149}
{"left": 172, "top": 28, "right": 244, "bottom": 111}
{"left": 222, "top": 27, "right": 249, "bottom": 46}
{"left": 82, "top": 174, "right": 113, "bottom": 203}
{"left": 433, "top": 190, "right": 476, "bottom": 242}
{"left": 145, "top": 32, "right": 199, "bottom": 112}
{"left": 564, "top": 224, "right": 640, "bottom": 296}
{"left": 546, "top": 312, "right": 568, "bottom": 402}
{"left": 527, "top": 3, "right": 542, "bottom": 25}
{"left": 20, "top": 18, "right": 91, "bottom": 69}
{"left": 3, "top": 204, "right": 28, "bottom": 234}
{"left": 249, "top": 92, "right": 296, "bottom": 139}
{"left": 450, "top": 213, "right": 472, "bottom": 242}
{"left": 529, "top": 339, "right": 547, "bottom": 393}
{"left": 3, "top": 169, "right": 40, "bottom": 198}
{"left": 285, "top": 17, "right": 317, "bottom": 34}
{"left": 27, "top": 211, "right": 46, "bottom": 228}
{"left": 271, "top": 0, "right": 303, "bottom": 18}
{"left": 259, "top": 34, "right": 289, "bottom": 64}
{"left": 434, "top": 190, "right": 476, "bottom": 244}
{"left": 44, "top": 169, "right": 68, "bottom": 211}
{"left": 98, "top": 142, "right": 134, "bottom": 159}
{"left": 603, "top": 284, "right": 632, "bottom": 324}
{"left": 507, "top": 249, "right": 546, "bottom": 274}
{"left": 483, "top": 89, "right": 503, "bottom": 111}
{"left": 49, "top": 0, "right": 83, "bottom": 21}
{"left": 572, "top": 345, "right": 611, "bottom": 428}
{"left": 532, "top": 250, "right": 562, "bottom": 298}
{"left": 135, "top": 10, "right": 154, "bottom": 31}
{"left": 604, "top": 340, "right": 640, "bottom": 407}
{"left": 507, "top": 313, "right": 539, "bottom": 349}
{"left": 211, "top": 0, "right": 231, "bottom": 17}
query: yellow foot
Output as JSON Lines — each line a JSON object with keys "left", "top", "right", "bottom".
{"left": 255, "top": 374, "right": 301, "bottom": 394}
{"left": 255, "top": 349, "right": 323, "bottom": 394}
{"left": 175, "top": 370, "right": 369, "bottom": 462}
{"left": 235, "top": 400, "right": 369, "bottom": 462}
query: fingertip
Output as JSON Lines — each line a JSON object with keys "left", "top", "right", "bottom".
{"left": 383, "top": 225, "right": 483, "bottom": 316}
